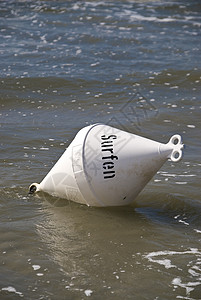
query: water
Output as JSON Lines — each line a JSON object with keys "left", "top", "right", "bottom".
{"left": 0, "top": 0, "right": 201, "bottom": 299}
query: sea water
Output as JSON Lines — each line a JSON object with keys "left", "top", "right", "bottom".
{"left": 0, "top": 0, "right": 201, "bottom": 299}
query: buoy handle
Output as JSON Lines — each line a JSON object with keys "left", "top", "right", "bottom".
{"left": 168, "top": 135, "right": 184, "bottom": 162}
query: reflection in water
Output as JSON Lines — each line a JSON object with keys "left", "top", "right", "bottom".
{"left": 35, "top": 192, "right": 201, "bottom": 299}
{"left": 36, "top": 194, "right": 151, "bottom": 295}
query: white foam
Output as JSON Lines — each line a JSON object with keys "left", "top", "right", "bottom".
{"left": 71, "top": 4, "right": 80, "bottom": 10}
{"left": 84, "top": 289, "right": 93, "bottom": 296}
{"left": 145, "top": 249, "right": 201, "bottom": 269}
{"left": 32, "top": 264, "right": 41, "bottom": 271}
{"left": 172, "top": 276, "right": 201, "bottom": 296}
{"left": 194, "top": 229, "right": 201, "bottom": 234}
{"left": 117, "top": 9, "right": 179, "bottom": 23}
{"left": 188, "top": 268, "right": 200, "bottom": 277}
{"left": 145, "top": 249, "right": 201, "bottom": 296}
{"left": 145, "top": 252, "right": 176, "bottom": 269}
{"left": 159, "top": 173, "right": 195, "bottom": 178}
{"left": 1, "top": 286, "right": 23, "bottom": 297}
{"left": 178, "top": 220, "right": 189, "bottom": 226}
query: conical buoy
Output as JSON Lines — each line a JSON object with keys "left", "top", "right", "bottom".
{"left": 29, "top": 124, "right": 184, "bottom": 207}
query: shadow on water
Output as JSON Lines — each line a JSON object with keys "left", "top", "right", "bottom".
{"left": 25, "top": 189, "right": 201, "bottom": 299}
{"left": 35, "top": 188, "right": 201, "bottom": 225}
{"left": 29, "top": 188, "right": 201, "bottom": 259}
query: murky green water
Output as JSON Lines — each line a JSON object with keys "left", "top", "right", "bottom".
{"left": 1, "top": 0, "right": 201, "bottom": 299}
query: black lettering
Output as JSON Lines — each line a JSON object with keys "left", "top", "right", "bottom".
{"left": 102, "top": 155, "right": 118, "bottom": 160}
{"left": 101, "top": 134, "right": 117, "bottom": 140}
{"left": 103, "top": 161, "right": 114, "bottom": 166}
{"left": 103, "top": 162, "right": 114, "bottom": 170}
{"left": 103, "top": 171, "right": 115, "bottom": 179}
{"left": 101, "top": 142, "right": 113, "bottom": 147}
{"left": 101, "top": 134, "right": 118, "bottom": 179}
{"left": 102, "top": 148, "right": 114, "bottom": 154}
{"left": 104, "top": 174, "right": 115, "bottom": 179}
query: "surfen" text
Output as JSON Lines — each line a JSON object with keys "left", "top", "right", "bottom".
{"left": 101, "top": 134, "right": 118, "bottom": 179}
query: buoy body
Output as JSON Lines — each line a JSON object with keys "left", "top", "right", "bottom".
{"left": 29, "top": 124, "right": 184, "bottom": 207}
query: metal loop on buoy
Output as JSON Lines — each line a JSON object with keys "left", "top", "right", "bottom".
{"left": 168, "top": 135, "right": 184, "bottom": 162}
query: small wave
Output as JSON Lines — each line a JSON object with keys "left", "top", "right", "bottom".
{"left": 116, "top": 7, "right": 201, "bottom": 26}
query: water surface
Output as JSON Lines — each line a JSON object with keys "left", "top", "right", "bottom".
{"left": 0, "top": 0, "right": 201, "bottom": 299}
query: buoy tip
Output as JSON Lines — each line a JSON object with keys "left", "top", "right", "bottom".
{"left": 168, "top": 134, "right": 184, "bottom": 162}
{"left": 29, "top": 183, "right": 40, "bottom": 194}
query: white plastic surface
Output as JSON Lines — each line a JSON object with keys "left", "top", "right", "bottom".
{"left": 29, "top": 124, "right": 184, "bottom": 207}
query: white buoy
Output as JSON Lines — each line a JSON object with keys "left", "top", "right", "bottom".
{"left": 29, "top": 124, "right": 184, "bottom": 207}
